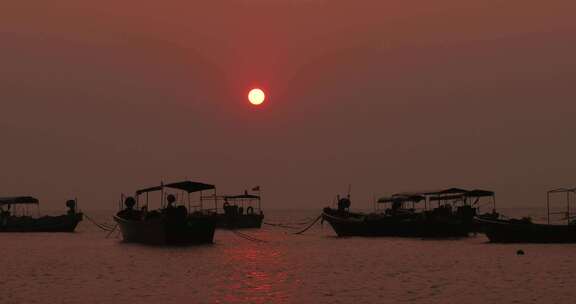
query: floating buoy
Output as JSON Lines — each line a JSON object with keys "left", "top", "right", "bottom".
{"left": 516, "top": 249, "right": 525, "bottom": 255}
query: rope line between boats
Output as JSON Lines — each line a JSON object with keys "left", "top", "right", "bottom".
{"left": 84, "top": 213, "right": 115, "bottom": 232}
{"left": 105, "top": 224, "right": 118, "bottom": 238}
{"left": 263, "top": 216, "right": 323, "bottom": 230}
{"left": 293, "top": 215, "right": 322, "bottom": 235}
{"left": 232, "top": 230, "right": 268, "bottom": 243}
{"left": 263, "top": 222, "right": 300, "bottom": 229}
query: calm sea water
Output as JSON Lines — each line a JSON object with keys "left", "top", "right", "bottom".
{"left": 2, "top": 208, "right": 576, "bottom": 304}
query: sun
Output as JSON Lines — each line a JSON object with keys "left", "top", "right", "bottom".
{"left": 248, "top": 88, "right": 265, "bottom": 105}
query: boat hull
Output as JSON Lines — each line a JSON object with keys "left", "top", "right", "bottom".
{"left": 114, "top": 214, "right": 217, "bottom": 245}
{"left": 216, "top": 213, "right": 264, "bottom": 229}
{"left": 475, "top": 217, "right": 576, "bottom": 243}
{"left": 322, "top": 208, "right": 472, "bottom": 238}
{"left": 0, "top": 213, "right": 83, "bottom": 232}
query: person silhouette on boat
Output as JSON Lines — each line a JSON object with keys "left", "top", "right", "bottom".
{"left": 118, "top": 197, "right": 141, "bottom": 220}
{"left": 164, "top": 194, "right": 187, "bottom": 222}
{"left": 337, "top": 195, "right": 351, "bottom": 212}
{"left": 0, "top": 206, "right": 10, "bottom": 226}
{"left": 166, "top": 194, "right": 176, "bottom": 209}
{"left": 66, "top": 200, "right": 77, "bottom": 215}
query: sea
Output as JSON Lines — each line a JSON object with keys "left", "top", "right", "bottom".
{"left": 2, "top": 208, "right": 576, "bottom": 304}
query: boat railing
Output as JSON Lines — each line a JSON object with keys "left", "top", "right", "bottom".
{"left": 547, "top": 187, "right": 576, "bottom": 224}
{"left": 126, "top": 180, "right": 219, "bottom": 214}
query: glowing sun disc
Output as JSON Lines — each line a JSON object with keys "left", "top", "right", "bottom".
{"left": 248, "top": 88, "right": 265, "bottom": 105}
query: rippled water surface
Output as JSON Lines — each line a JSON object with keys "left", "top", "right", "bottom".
{"left": 2, "top": 209, "right": 576, "bottom": 303}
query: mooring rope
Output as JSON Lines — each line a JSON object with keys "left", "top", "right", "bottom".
{"left": 84, "top": 213, "right": 115, "bottom": 232}
{"left": 263, "top": 216, "right": 323, "bottom": 229}
{"left": 263, "top": 222, "right": 300, "bottom": 229}
{"left": 293, "top": 215, "right": 322, "bottom": 235}
{"left": 232, "top": 230, "right": 268, "bottom": 243}
{"left": 105, "top": 224, "right": 119, "bottom": 238}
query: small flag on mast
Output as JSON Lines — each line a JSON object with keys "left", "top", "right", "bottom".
{"left": 252, "top": 186, "right": 260, "bottom": 191}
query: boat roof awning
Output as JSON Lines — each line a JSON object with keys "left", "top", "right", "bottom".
{"left": 548, "top": 187, "right": 576, "bottom": 194}
{"left": 136, "top": 181, "right": 215, "bottom": 195}
{"left": 465, "top": 189, "right": 495, "bottom": 197}
{"left": 429, "top": 194, "right": 465, "bottom": 201}
{"left": 377, "top": 188, "right": 495, "bottom": 204}
{"left": 378, "top": 194, "right": 425, "bottom": 203}
{"left": 225, "top": 194, "right": 260, "bottom": 200}
{"left": 423, "top": 188, "right": 469, "bottom": 196}
{"left": 0, "top": 196, "right": 39, "bottom": 206}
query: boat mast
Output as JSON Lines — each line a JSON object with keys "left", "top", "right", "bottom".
{"left": 547, "top": 191, "right": 550, "bottom": 224}
{"left": 160, "top": 181, "right": 164, "bottom": 208}
{"left": 214, "top": 188, "right": 217, "bottom": 212}
{"left": 567, "top": 190, "right": 571, "bottom": 225}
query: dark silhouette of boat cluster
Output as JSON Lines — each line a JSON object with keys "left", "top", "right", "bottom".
{"left": 323, "top": 188, "right": 496, "bottom": 238}
{"left": 1, "top": 180, "right": 264, "bottom": 246}
{"left": 323, "top": 186, "right": 576, "bottom": 243}
{"left": 3, "top": 181, "right": 576, "bottom": 245}
{"left": 113, "top": 180, "right": 264, "bottom": 245}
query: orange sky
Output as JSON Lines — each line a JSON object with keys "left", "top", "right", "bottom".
{"left": 2, "top": 1, "right": 576, "bottom": 210}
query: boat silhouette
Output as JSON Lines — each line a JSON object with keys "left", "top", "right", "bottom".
{"left": 0, "top": 196, "right": 83, "bottom": 232}
{"left": 114, "top": 180, "right": 218, "bottom": 245}
{"left": 322, "top": 188, "right": 496, "bottom": 238}
{"left": 216, "top": 191, "right": 264, "bottom": 229}
{"left": 475, "top": 187, "right": 576, "bottom": 243}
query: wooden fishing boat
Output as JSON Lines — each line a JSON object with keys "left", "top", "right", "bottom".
{"left": 114, "top": 180, "right": 218, "bottom": 245}
{"left": 0, "top": 196, "right": 83, "bottom": 232}
{"left": 475, "top": 187, "right": 576, "bottom": 243}
{"left": 216, "top": 191, "right": 264, "bottom": 229}
{"left": 474, "top": 217, "right": 576, "bottom": 243}
{"left": 322, "top": 188, "right": 496, "bottom": 238}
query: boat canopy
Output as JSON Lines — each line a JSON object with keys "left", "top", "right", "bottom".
{"left": 225, "top": 194, "right": 260, "bottom": 200}
{"left": 378, "top": 194, "right": 425, "bottom": 203}
{"left": 0, "top": 196, "right": 39, "bottom": 206}
{"left": 429, "top": 194, "right": 465, "bottom": 201}
{"left": 136, "top": 180, "right": 215, "bottom": 195}
{"left": 381, "top": 188, "right": 494, "bottom": 202}
{"left": 423, "top": 188, "right": 469, "bottom": 196}
{"left": 548, "top": 187, "right": 576, "bottom": 194}
{"left": 465, "top": 189, "right": 495, "bottom": 197}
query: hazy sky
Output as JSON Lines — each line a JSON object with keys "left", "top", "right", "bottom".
{"left": 2, "top": 1, "right": 576, "bottom": 211}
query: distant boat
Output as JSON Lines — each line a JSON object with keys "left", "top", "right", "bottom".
{"left": 216, "top": 191, "right": 264, "bottom": 229}
{"left": 322, "top": 188, "right": 496, "bottom": 238}
{"left": 114, "top": 180, "right": 218, "bottom": 245}
{"left": 474, "top": 217, "right": 576, "bottom": 243}
{"left": 475, "top": 187, "right": 576, "bottom": 243}
{"left": 0, "top": 196, "right": 83, "bottom": 232}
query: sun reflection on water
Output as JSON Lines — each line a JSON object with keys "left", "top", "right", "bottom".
{"left": 214, "top": 232, "right": 290, "bottom": 304}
